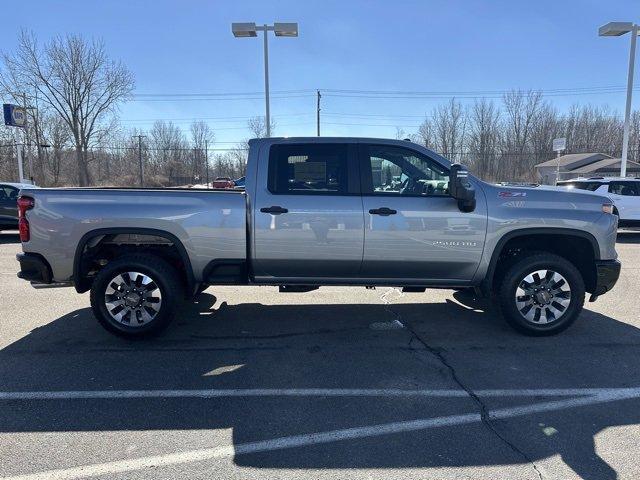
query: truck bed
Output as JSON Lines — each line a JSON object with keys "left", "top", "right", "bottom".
{"left": 20, "top": 187, "right": 247, "bottom": 283}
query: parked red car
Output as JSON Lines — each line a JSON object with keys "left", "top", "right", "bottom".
{"left": 211, "top": 177, "right": 235, "bottom": 189}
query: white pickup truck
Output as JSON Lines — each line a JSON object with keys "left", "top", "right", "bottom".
{"left": 16, "top": 137, "right": 620, "bottom": 338}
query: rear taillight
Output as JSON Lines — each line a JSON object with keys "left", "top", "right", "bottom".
{"left": 17, "top": 196, "right": 34, "bottom": 242}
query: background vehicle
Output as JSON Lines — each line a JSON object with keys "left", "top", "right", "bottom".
{"left": 557, "top": 177, "right": 640, "bottom": 228}
{"left": 0, "top": 182, "right": 37, "bottom": 231}
{"left": 233, "top": 176, "right": 246, "bottom": 189}
{"left": 211, "top": 177, "right": 235, "bottom": 189}
{"left": 16, "top": 138, "right": 620, "bottom": 338}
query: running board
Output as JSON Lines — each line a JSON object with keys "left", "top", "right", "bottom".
{"left": 31, "top": 281, "right": 73, "bottom": 289}
{"left": 402, "top": 286, "right": 426, "bottom": 293}
{"left": 279, "top": 285, "right": 319, "bottom": 293}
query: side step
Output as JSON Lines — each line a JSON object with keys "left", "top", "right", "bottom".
{"left": 279, "top": 285, "right": 320, "bottom": 293}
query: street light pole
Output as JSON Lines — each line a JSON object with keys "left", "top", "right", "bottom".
{"left": 262, "top": 25, "right": 271, "bottom": 137}
{"left": 621, "top": 25, "right": 638, "bottom": 178}
{"left": 232, "top": 22, "right": 298, "bottom": 138}
{"left": 599, "top": 21, "right": 640, "bottom": 178}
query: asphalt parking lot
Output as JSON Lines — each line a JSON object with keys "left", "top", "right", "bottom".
{"left": 1, "top": 231, "right": 639, "bottom": 480}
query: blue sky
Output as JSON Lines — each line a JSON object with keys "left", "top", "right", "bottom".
{"left": 1, "top": 0, "right": 639, "bottom": 147}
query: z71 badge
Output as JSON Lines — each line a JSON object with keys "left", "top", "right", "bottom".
{"left": 499, "top": 191, "right": 527, "bottom": 198}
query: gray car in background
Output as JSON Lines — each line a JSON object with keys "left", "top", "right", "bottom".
{"left": 0, "top": 182, "right": 37, "bottom": 231}
{"left": 15, "top": 137, "right": 621, "bottom": 338}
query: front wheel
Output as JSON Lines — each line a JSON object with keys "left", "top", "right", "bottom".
{"left": 498, "top": 253, "right": 585, "bottom": 336}
{"left": 90, "top": 254, "right": 183, "bottom": 338}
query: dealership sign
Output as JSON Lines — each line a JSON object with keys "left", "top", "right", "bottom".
{"left": 552, "top": 137, "right": 566, "bottom": 152}
{"left": 3, "top": 104, "right": 27, "bottom": 128}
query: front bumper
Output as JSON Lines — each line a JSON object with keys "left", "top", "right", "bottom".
{"left": 16, "top": 253, "right": 52, "bottom": 284}
{"left": 592, "top": 259, "right": 621, "bottom": 296}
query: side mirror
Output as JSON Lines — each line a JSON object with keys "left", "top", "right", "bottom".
{"left": 449, "top": 164, "right": 476, "bottom": 212}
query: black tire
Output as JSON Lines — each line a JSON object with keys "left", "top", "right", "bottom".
{"left": 498, "top": 252, "right": 585, "bottom": 336}
{"left": 90, "top": 253, "right": 183, "bottom": 338}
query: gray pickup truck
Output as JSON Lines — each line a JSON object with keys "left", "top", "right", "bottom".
{"left": 16, "top": 137, "right": 620, "bottom": 338}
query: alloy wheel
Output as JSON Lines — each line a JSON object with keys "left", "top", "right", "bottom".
{"left": 104, "top": 271, "right": 162, "bottom": 326}
{"left": 515, "top": 269, "right": 571, "bottom": 324}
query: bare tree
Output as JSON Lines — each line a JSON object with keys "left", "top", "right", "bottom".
{"left": 629, "top": 110, "right": 640, "bottom": 161}
{"left": 189, "top": 121, "right": 214, "bottom": 181}
{"left": 415, "top": 116, "right": 436, "bottom": 149}
{"left": 149, "top": 120, "right": 186, "bottom": 182}
{"left": 528, "top": 102, "right": 562, "bottom": 176}
{"left": 563, "top": 104, "right": 622, "bottom": 155}
{"left": 41, "top": 113, "right": 71, "bottom": 185}
{"left": 502, "top": 90, "right": 543, "bottom": 178}
{"left": 0, "top": 31, "right": 134, "bottom": 185}
{"left": 247, "top": 116, "right": 276, "bottom": 138}
{"left": 467, "top": 99, "right": 501, "bottom": 180}
{"left": 432, "top": 98, "right": 466, "bottom": 162}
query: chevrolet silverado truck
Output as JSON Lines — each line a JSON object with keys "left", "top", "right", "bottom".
{"left": 15, "top": 137, "right": 621, "bottom": 338}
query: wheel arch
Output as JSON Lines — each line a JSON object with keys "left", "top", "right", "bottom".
{"left": 486, "top": 228, "right": 600, "bottom": 294}
{"left": 73, "top": 227, "right": 195, "bottom": 294}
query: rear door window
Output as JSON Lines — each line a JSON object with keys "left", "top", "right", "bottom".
{"left": 268, "top": 144, "right": 353, "bottom": 195}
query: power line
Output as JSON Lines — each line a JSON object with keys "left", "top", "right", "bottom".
{"left": 132, "top": 89, "right": 315, "bottom": 97}
{"left": 122, "top": 85, "right": 640, "bottom": 103}
{"left": 321, "top": 85, "right": 636, "bottom": 94}
{"left": 129, "top": 94, "right": 314, "bottom": 102}
{"left": 120, "top": 121, "right": 316, "bottom": 130}
{"left": 119, "top": 113, "right": 313, "bottom": 123}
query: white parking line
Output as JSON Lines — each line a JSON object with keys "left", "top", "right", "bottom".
{"left": 3, "top": 388, "right": 639, "bottom": 480}
{"left": 1, "top": 386, "right": 640, "bottom": 400}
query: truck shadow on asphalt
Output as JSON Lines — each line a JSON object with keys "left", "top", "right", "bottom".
{"left": 2, "top": 292, "right": 639, "bottom": 479}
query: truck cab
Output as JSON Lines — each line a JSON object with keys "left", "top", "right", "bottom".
{"left": 247, "top": 138, "right": 486, "bottom": 284}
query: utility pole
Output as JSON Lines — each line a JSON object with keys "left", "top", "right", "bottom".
{"left": 204, "top": 139, "right": 210, "bottom": 189}
{"left": 316, "top": 90, "right": 321, "bottom": 136}
{"left": 132, "top": 135, "right": 146, "bottom": 187}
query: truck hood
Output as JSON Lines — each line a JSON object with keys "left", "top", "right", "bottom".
{"left": 480, "top": 181, "right": 612, "bottom": 211}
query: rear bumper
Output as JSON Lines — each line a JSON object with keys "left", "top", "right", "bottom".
{"left": 592, "top": 259, "right": 621, "bottom": 296}
{"left": 16, "top": 253, "right": 52, "bottom": 284}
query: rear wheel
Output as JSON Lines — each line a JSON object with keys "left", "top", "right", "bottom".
{"left": 90, "top": 254, "right": 183, "bottom": 338}
{"left": 498, "top": 253, "right": 585, "bottom": 336}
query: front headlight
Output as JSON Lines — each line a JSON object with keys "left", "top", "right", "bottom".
{"left": 602, "top": 203, "right": 615, "bottom": 214}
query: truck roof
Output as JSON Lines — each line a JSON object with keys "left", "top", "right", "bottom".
{"left": 248, "top": 137, "right": 453, "bottom": 166}
{"left": 559, "top": 177, "right": 640, "bottom": 183}
{"left": 250, "top": 136, "right": 416, "bottom": 143}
